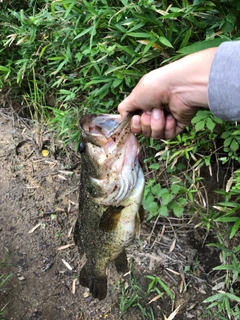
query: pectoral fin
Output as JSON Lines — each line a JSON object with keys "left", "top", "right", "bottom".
{"left": 99, "top": 206, "right": 124, "bottom": 232}
{"left": 114, "top": 249, "right": 129, "bottom": 273}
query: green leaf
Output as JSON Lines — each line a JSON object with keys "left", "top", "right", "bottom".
{"left": 169, "top": 201, "right": 184, "bottom": 217}
{"left": 204, "top": 293, "right": 225, "bottom": 303}
{"left": 159, "top": 205, "right": 169, "bottom": 216}
{"left": 206, "top": 117, "right": 215, "bottom": 132}
{"left": 215, "top": 217, "right": 239, "bottom": 223}
{"left": 179, "top": 28, "right": 192, "bottom": 49}
{"left": 223, "top": 13, "right": 236, "bottom": 34}
{"left": 225, "top": 292, "right": 240, "bottom": 302}
{"left": 149, "top": 163, "right": 161, "bottom": 170}
{"left": 63, "top": 0, "right": 77, "bottom": 18}
{"left": 116, "top": 43, "right": 135, "bottom": 56}
{"left": 195, "top": 120, "right": 205, "bottom": 131}
{"left": 128, "top": 22, "right": 145, "bottom": 33}
{"left": 178, "top": 197, "right": 187, "bottom": 206}
{"left": 230, "top": 219, "right": 240, "bottom": 239}
{"left": 155, "top": 277, "right": 174, "bottom": 300}
{"left": 143, "top": 193, "right": 154, "bottom": 204}
{"left": 177, "top": 39, "right": 228, "bottom": 55}
{"left": 170, "top": 184, "right": 181, "bottom": 194}
{"left": 143, "top": 199, "right": 158, "bottom": 212}
{"left": 151, "top": 183, "right": 161, "bottom": 197}
{"left": 230, "top": 139, "right": 239, "bottom": 152}
{"left": 158, "top": 36, "right": 173, "bottom": 48}
{"left": 232, "top": 129, "right": 240, "bottom": 136}
{"left": 213, "top": 264, "right": 235, "bottom": 271}
{"left": 218, "top": 202, "right": 239, "bottom": 208}
{"left": 161, "top": 192, "right": 173, "bottom": 205}
{"left": 74, "top": 26, "right": 93, "bottom": 40}
{"left": 191, "top": 111, "right": 206, "bottom": 123}
{"left": 224, "top": 136, "right": 233, "bottom": 147}
{"left": 126, "top": 32, "right": 155, "bottom": 38}
{"left": 112, "top": 78, "right": 122, "bottom": 88}
{"left": 221, "top": 131, "right": 231, "bottom": 139}
{"left": 0, "top": 65, "right": 10, "bottom": 72}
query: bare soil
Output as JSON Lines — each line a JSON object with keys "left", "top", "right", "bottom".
{"left": 0, "top": 106, "right": 222, "bottom": 320}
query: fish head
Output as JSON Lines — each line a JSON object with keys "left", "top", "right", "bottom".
{"left": 79, "top": 113, "right": 137, "bottom": 174}
{"left": 79, "top": 113, "right": 142, "bottom": 205}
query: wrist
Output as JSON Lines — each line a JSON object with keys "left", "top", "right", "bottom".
{"left": 171, "top": 47, "right": 217, "bottom": 109}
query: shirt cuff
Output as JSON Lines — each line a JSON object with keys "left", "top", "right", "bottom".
{"left": 208, "top": 41, "right": 240, "bottom": 121}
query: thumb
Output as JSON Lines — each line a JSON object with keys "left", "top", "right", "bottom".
{"left": 118, "top": 96, "right": 136, "bottom": 118}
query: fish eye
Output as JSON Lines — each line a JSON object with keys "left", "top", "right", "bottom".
{"left": 78, "top": 142, "right": 86, "bottom": 153}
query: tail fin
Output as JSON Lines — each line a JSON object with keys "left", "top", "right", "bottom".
{"left": 80, "top": 266, "right": 107, "bottom": 300}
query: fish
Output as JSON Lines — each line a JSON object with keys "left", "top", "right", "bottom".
{"left": 74, "top": 113, "right": 145, "bottom": 300}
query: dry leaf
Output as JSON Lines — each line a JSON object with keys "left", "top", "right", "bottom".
{"left": 148, "top": 294, "right": 162, "bottom": 304}
{"left": 226, "top": 175, "right": 233, "bottom": 192}
{"left": 83, "top": 291, "right": 90, "bottom": 298}
{"left": 165, "top": 304, "right": 182, "bottom": 320}
{"left": 165, "top": 268, "right": 180, "bottom": 276}
{"left": 28, "top": 223, "right": 41, "bottom": 234}
{"left": 169, "top": 238, "right": 176, "bottom": 253}
{"left": 61, "top": 259, "right": 73, "bottom": 270}
{"left": 72, "top": 278, "right": 77, "bottom": 294}
{"left": 57, "top": 243, "right": 75, "bottom": 250}
{"left": 57, "top": 174, "right": 67, "bottom": 180}
{"left": 137, "top": 39, "right": 163, "bottom": 51}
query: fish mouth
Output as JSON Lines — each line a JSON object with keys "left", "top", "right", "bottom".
{"left": 104, "top": 112, "right": 135, "bottom": 138}
{"left": 79, "top": 113, "right": 134, "bottom": 141}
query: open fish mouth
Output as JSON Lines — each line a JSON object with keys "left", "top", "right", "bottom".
{"left": 79, "top": 113, "right": 133, "bottom": 142}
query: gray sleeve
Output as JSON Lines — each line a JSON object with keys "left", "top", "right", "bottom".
{"left": 208, "top": 41, "right": 240, "bottom": 121}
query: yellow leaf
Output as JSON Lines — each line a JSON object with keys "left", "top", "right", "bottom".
{"left": 137, "top": 39, "right": 163, "bottom": 51}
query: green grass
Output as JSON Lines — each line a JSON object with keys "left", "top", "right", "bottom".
{"left": 117, "top": 267, "right": 173, "bottom": 319}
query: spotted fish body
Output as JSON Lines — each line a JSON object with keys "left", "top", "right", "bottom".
{"left": 74, "top": 113, "right": 145, "bottom": 300}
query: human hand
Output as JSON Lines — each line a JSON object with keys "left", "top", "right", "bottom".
{"left": 118, "top": 47, "right": 217, "bottom": 139}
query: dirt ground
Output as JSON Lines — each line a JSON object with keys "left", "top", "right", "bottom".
{"left": 0, "top": 106, "right": 223, "bottom": 320}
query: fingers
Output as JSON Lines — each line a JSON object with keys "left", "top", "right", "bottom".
{"left": 150, "top": 109, "right": 165, "bottom": 139}
{"left": 131, "top": 113, "right": 153, "bottom": 137}
{"left": 119, "top": 92, "right": 187, "bottom": 139}
{"left": 164, "top": 113, "right": 177, "bottom": 139}
{"left": 131, "top": 109, "right": 166, "bottom": 139}
{"left": 130, "top": 109, "right": 187, "bottom": 140}
{"left": 131, "top": 115, "right": 142, "bottom": 135}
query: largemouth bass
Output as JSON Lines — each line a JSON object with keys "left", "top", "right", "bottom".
{"left": 74, "top": 113, "right": 145, "bottom": 300}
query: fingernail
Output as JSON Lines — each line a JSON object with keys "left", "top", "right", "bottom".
{"left": 146, "top": 111, "right": 152, "bottom": 115}
{"left": 152, "top": 109, "right": 162, "bottom": 119}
